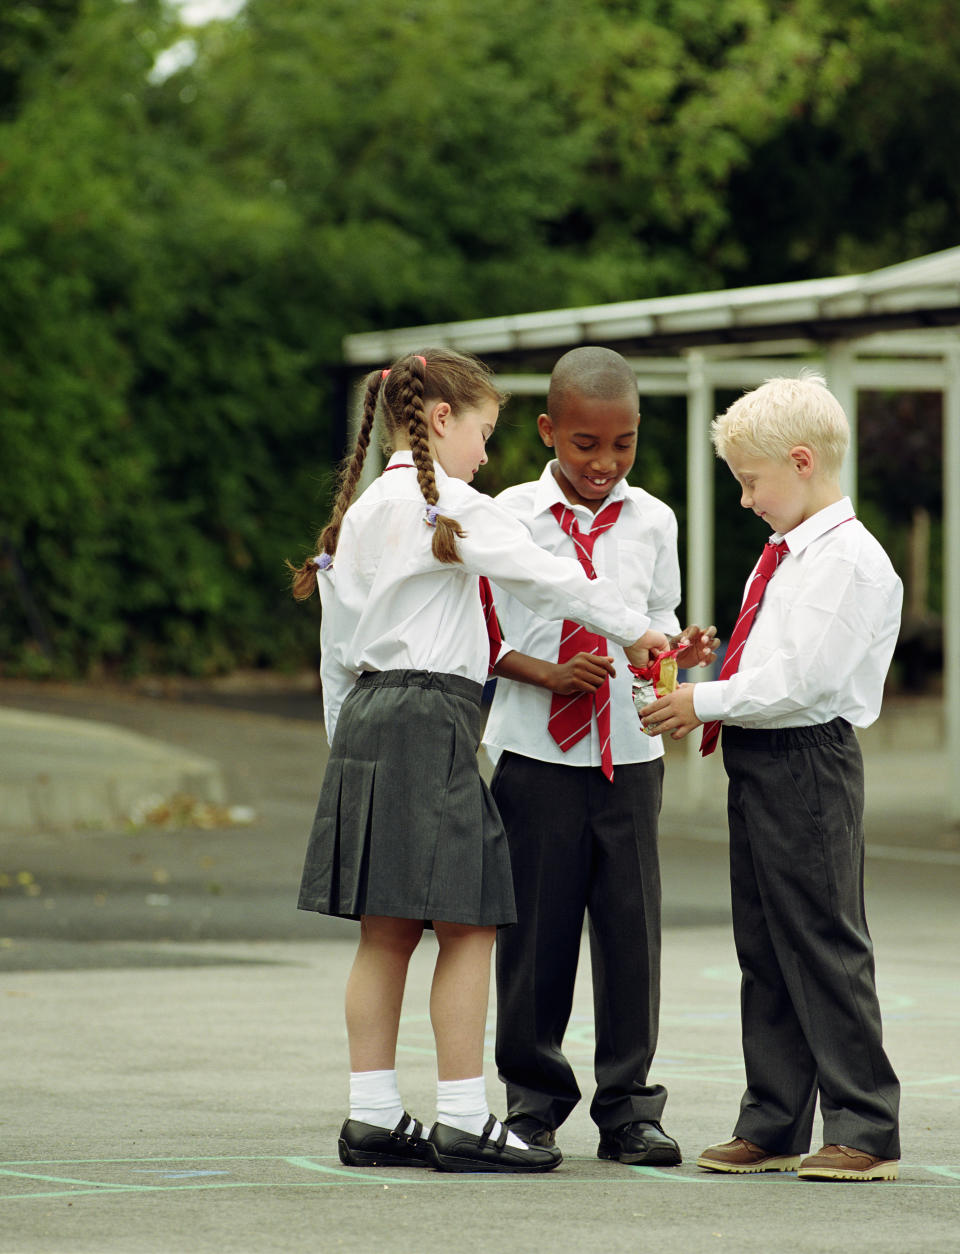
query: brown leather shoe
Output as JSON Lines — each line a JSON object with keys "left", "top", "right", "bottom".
{"left": 798, "top": 1144, "right": 899, "bottom": 1182}
{"left": 697, "top": 1137, "right": 801, "bottom": 1174}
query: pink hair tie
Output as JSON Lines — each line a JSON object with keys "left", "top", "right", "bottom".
{"left": 383, "top": 356, "right": 425, "bottom": 379}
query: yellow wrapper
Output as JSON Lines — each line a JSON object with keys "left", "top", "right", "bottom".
{"left": 656, "top": 656, "right": 679, "bottom": 695}
{"left": 631, "top": 655, "right": 680, "bottom": 734}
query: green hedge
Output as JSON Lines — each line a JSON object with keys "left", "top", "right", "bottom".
{"left": 0, "top": 0, "right": 951, "bottom": 676}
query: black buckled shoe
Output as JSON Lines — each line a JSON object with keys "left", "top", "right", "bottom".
{"left": 427, "top": 1114, "right": 562, "bottom": 1173}
{"left": 597, "top": 1120, "right": 682, "bottom": 1166}
{"left": 338, "top": 1113, "right": 432, "bottom": 1168}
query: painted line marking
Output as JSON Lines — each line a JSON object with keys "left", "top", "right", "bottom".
{"left": 0, "top": 1157, "right": 957, "bottom": 1200}
{"left": 285, "top": 1157, "right": 416, "bottom": 1184}
{"left": 0, "top": 1169, "right": 146, "bottom": 1191}
{"left": 131, "top": 1169, "right": 232, "bottom": 1179}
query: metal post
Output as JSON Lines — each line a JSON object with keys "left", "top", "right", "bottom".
{"left": 825, "top": 342, "right": 857, "bottom": 505}
{"left": 683, "top": 354, "right": 715, "bottom": 801}
{"left": 686, "top": 353, "right": 714, "bottom": 626}
{"left": 944, "top": 348, "right": 960, "bottom": 824}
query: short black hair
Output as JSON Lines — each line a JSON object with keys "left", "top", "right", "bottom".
{"left": 547, "top": 346, "right": 638, "bottom": 419}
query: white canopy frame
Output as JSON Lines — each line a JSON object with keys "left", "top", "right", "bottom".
{"left": 494, "top": 333, "right": 959, "bottom": 819}
{"left": 343, "top": 249, "right": 960, "bottom": 822}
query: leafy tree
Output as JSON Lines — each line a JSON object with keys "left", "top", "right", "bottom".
{"left": 0, "top": 0, "right": 85, "bottom": 119}
{"left": 726, "top": 0, "right": 960, "bottom": 280}
{"left": 0, "top": 0, "right": 321, "bottom": 674}
{"left": 1, "top": 0, "right": 956, "bottom": 676}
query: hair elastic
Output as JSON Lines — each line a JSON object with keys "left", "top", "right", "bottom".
{"left": 312, "top": 553, "right": 333, "bottom": 570}
{"left": 383, "top": 355, "right": 426, "bottom": 379}
{"left": 424, "top": 507, "right": 438, "bottom": 527}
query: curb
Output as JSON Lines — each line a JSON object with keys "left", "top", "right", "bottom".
{"left": 0, "top": 708, "right": 226, "bottom": 833}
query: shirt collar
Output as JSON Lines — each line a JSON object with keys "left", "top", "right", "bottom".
{"left": 385, "top": 451, "right": 416, "bottom": 470}
{"left": 532, "top": 460, "right": 630, "bottom": 520}
{"left": 385, "top": 451, "right": 455, "bottom": 497}
{"left": 777, "top": 496, "right": 856, "bottom": 556}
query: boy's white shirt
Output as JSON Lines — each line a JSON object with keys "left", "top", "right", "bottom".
{"left": 482, "top": 461, "right": 682, "bottom": 768}
{"left": 692, "top": 496, "right": 903, "bottom": 729}
{"left": 316, "top": 453, "right": 651, "bottom": 743}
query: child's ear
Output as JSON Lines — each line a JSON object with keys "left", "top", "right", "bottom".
{"left": 428, "top": 401, "right": 452, "bottom": 438}
{"left": 789, "top": 445, "right": 815, "bottom": 477}
{"left": 537, "top": 413, "right": 554, "bottom": 448}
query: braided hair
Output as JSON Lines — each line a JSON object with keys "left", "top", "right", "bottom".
{"left": 288, "top": 348, "right": 505, "bottom": 598}
{"left": 398, "top": 353, "right": 467, "bottom": 564}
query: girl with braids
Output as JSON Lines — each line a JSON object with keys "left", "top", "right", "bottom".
{"left": 289, "top": 348, "right": 667, "bottom": 1174}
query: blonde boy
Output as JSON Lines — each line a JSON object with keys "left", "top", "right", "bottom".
{"left": 642, "top": 373, "right": 902, "bottom": 1182}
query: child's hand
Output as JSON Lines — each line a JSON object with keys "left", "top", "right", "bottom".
{"left": 640, "top": 684, "right": 702, "bottom": 739}
{"left": 672, "top": 625, "right": 720, "bottom": 670}
{"left": 624, "top": 629, "right": 669, "bottom": 671}
{"left": 548, "top": 651, "right": 615, "bottom": 696}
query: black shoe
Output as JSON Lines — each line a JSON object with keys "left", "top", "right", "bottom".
{"left": 427, "top": 1114, "right": 562, "bottom": 1173}
{"left": 338, "top": 1113, "right": 432, "bottom": 1168}
{"left": 505, "top": 1114, "right": 557, "bottom": 1149}
{"left": 598, "top": 1120, "right": 682, "bottom": 1166}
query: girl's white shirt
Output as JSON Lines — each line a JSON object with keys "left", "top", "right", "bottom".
{"left": 316, "top": 453, "right": 650, "bottom": 742}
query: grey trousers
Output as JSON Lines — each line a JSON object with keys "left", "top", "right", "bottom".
{"left": 722, "top": 719, "right": 900, "bottom": 1159}
{"left": 492, "top": 752, "right": 666, "bottom": 1132}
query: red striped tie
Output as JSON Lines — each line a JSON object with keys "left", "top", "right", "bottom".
{"left": 547, "top": 500, "right": 624, "bottom": 781}
{"left": 700, "top": 539, "right": 789, "bottom": 757}
{"left": 479, "top": 576, "right": 502, "bottom": 676}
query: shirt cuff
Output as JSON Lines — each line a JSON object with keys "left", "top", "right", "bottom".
{"left": 493, "top": 640, "right": 517, "bottom": 668}
{"left": 692, "top": 679, "right": 726, "bottom": 722}
{"left": 608, "top": 610, "right": 651, "bottom": 648}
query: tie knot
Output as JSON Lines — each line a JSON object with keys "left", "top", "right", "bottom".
{"left": 550, "top": 499, "right": 624, "bottom": 542}
{"left": 757, "top": 538, "right": 789, "bottom": 578}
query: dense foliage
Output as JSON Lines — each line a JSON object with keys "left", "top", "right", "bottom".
{"left": 1, "top": 0, "right": 955, "bottom": 676}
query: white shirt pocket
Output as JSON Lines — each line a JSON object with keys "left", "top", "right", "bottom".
{"left": 610, "top": 538, "right": 656, "bottom": 606}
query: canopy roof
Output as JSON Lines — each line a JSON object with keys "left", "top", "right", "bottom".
{"left": 344, "top": 245, "right": 960, "bottom": 369}
{"left": 341, "top": 247, "right": 960, "bottom": 822}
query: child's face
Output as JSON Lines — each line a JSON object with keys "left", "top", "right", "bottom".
{"left": 538, "top": 393, "right": 639, "bottom": 511}
{"left": 430, "top": 397, "right": 499, "bottom": 483}
{"left": 725, "top": 446, "right": 816, "bottom": 535}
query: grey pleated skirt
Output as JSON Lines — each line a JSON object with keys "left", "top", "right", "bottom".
{"left": 297, "top": 670, "right": 517, "bottom": 927}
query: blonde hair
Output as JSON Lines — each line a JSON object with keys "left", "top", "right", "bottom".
{"left": 288, "top": 349, "right": 506, "bottom": 598}
{"left": 711, "top": 371, "right": 849, "bottom": 475}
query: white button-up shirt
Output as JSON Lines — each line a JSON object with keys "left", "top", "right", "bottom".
{"left": 693, "top": 497, "right": 902, "bottom": 729}
{"left": 482, "top": 462, "right": 682, "bottom": 767}
{"left": 317, "top": 454, "right": 651, "bottom": 742}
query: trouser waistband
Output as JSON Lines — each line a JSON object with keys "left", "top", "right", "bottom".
{"left": 722, "top": 717, "right": 851, "bottom": 751}
{"left": 356, "top": 669, "right": 483, "bottom": 705}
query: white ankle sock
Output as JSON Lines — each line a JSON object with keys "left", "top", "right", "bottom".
{"left": 349, "top": 1069, "right": 411, "bottom": 1132}
{"left": 435, "top": 1076, "right": 524, "bottom": 1150}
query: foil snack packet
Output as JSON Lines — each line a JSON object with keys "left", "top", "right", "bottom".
{"left": 631, "top": 647, "right": 682, "bottom": 735}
